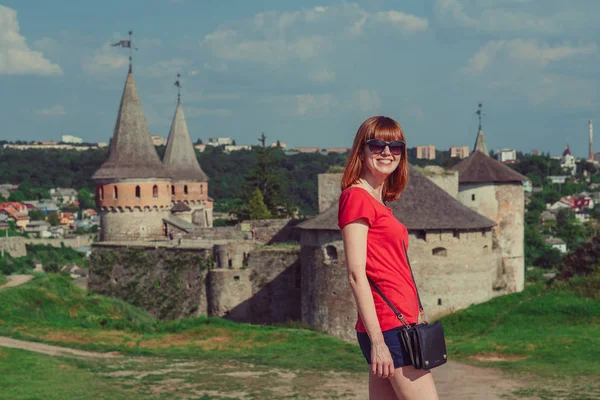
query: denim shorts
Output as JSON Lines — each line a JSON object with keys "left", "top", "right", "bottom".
{"left": 356, "top": 326, "right": 414, "bottom": 369}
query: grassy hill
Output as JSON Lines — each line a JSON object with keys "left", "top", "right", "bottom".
{"left": 0, "top": 274, "right": 599, "bottom": 399}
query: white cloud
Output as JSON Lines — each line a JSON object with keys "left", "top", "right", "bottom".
{"left": 0, "top": 6, "right": 62, "bottom": 76}
{"left": 434, "top": 0, "right": 589, "bottom": 37}
{"left": 295, "top": 94, "right": 334, "bottom": 116}
{"left": 201, "top": 4, "right": 427, "bottom": 66}
{"left": 37, "top": 105, "right": 65, "bottom": 116}
{"left": 83, "top": 42, "right": 128, "bottom": 75}
{"left": 373, "top": 11, "right": 428, "bottom": 33}
{"left": 462, "top": 40, "right": 598, "bottom": 75}
{"left": 460, "top": 39, "right": 599, "bottom": 107}
{"left": 309, "top": 67, "right": 335, "bottom": 83}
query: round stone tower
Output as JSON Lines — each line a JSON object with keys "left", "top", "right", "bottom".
{"left": 452, "top": 128, "right": 528, "bottom": 294}
{"left": 163, "top": 98, "right": 213, "bottom": 227}
{"left": 92, "top": 68, "right": 172, "bottom": 242}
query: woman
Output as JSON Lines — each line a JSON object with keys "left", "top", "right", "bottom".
{"left": 338, "top": 116, "right": 439, "bottom": 399}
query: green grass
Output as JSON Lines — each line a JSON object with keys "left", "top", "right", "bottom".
{"left": 0, "top": 275, "right": 6, "bottom": 286}
{"left": 440, "top": 283, "right": 600, "bottom": 378}
{"left": 0, "top": 347, "right": 142, "bottom": 400}
{"left": 0, "top": 274, "right": 364, "bottom": 372}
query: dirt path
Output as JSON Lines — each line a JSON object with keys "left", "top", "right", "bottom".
{"left": 0, "top": 274, "right": 34, "bottom": 290}
{"left": 0, "top": 336, "right": 527, "bottom": 399}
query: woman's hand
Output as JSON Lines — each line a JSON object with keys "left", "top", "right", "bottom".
{"left": 371, "top": 340, "right": 395, "bottom": 379}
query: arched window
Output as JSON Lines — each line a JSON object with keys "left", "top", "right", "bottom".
{"left": 432, "top": 247, "right": 447, "bottom": 257}
{"left": 184, "top": 185, "right": 188, "bottom": 196}
{"left": 153, "top": 185, "right": 158, "bottom": 198}
{"left": 113, "top": 186, "right": 118, "bottom": 199}
{"left": 99, "top": 187, "right": 104, "bottom": 200}
{"left": 171, "top": 185, "right": 175, "bottom": 195}
{"left": 135, "top": 186, "right": 141, "bottom": 198}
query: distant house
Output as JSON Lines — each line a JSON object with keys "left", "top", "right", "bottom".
{"left": 34, "top": 201, "right": 59, "bottom": 214}
{"left": 25, "top": 220, "right": 51, "bottom": 234}
{"left": 545, "top": 237, "right": 567, "bottom": 253}
{"left": 82, "top": 209, "right": 97, "bottom": 218}
{"left": 548, "top": 175, "right": 569, "bottom": 184}
{"left": 541, "top": 211, "right": 557, "bottom": 223}
{"left": 50, "top": 188, "right": 78, "bottom": 204}
{"left": 58, "top": 211, "right": 76, "bottom": 225}
{"left": 548, "top": 196, "right": 593, "bottom": 223}
{"left": 0, "top": 221, "right": 9, "bottom": 231}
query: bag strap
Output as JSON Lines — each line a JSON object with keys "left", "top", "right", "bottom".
{"left": 367, "top": 240, "right": 427, "bottom": 326}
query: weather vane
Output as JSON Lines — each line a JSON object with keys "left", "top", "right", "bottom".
{"left": 475, "top": 103, "right": 485, "bottom": 131}
{"left": 174, "top": 73, "right": 182, "bottom": 103}
{"left": 111, "top": 31, "right": 138, "bottom": 71}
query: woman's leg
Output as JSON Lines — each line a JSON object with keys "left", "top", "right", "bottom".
{"left": 388, "top": 365, "right": 439, "bottom": 400}
{"left": 369, "top": 371, "right": 399, "bottom": 400}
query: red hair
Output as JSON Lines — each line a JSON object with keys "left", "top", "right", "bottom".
{"left": 341, "top": 116, "right": 408, "bottom": 202}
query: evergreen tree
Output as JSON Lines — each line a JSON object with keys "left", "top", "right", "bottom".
{"left": 247, "top": 187, "right": 271, "bottom": 220}
{"left": 8, "top": 190, "right": 25, "bottom": 202}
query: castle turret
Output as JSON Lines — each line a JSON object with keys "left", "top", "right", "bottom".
{"left": 473, "top": 129, "right": 489, "bottom": 156}
{"left": 163, "top": 98, "right": 213, "bottom": 227}
{"left": 453, "top": 127, "right": 527, "bottom": 293}
{"left": 92, "top": 70, "right": 173, "bottom": 241}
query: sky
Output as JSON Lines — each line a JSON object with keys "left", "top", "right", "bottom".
{"left": 0, "top": 0, "right": 599, "bottom": 157}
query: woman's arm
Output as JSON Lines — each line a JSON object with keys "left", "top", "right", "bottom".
{"left": 342, "top": 220, "right": 395, "bottom": 379}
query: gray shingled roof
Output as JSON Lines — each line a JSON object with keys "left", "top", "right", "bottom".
{"left": 163, "top": 101, "right": 209, "bottom": 182}
{"left": 298, "top": 165, "right": 496, "bottom": 231}
{"left": 452, "top": 151, "right": 528, "bottom": 184}
{"left": 171, "top": 201, "right": 192, "bottom": 212}
{"left": 92, "top": 71, "right": 170, "bottom": 181}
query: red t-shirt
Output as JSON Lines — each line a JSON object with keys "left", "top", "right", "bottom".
{"left": 338, "top": 186, "right": 419, "bottom": 332}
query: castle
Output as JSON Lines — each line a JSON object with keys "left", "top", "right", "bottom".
{"left": 91, "top": 67, "right": 212, "bottom": 243}
{"left": 90, "top": 66, "right": 527, "bottom": 342}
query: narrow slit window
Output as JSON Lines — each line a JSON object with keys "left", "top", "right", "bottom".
{"left": 135, "top": 186, "right": 141, "bottom": 198}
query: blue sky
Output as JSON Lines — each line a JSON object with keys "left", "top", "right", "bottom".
{"left": 1, "top": 1, "right": 599, "bottom": 156}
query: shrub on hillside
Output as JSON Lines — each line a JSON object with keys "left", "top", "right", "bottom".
{"left": 559, "top": 235, "right": 600, "bottom": 280}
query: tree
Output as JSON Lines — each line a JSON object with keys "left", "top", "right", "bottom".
{"left": 195, "top": 138, "right": 203, "bottom": 145}
{"left": 247, "top": 188, "right": 271, "bottom": 220}
{"left": 244, "top": 133, "right": 286, "bottom": 214}
{"left": 555, "top": 208, "right": 588, "bottom": 252}
{"left": 8, "top": 190, "right": 25, "bottom": 202}
{"left": 232, "top": 139, "right": 237, "bottom": 146}
{"left": 77, "top": 188, "right": 96, "bottom": 210}
{"left": 28, "top": 209, "right": 46, "bottom": 221}
{"left": 47, "top": 212, "right": 60, "bottom": 226}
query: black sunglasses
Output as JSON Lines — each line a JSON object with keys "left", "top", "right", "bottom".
{"left": 366, "top": 139, "right": 405, "bottom": 155}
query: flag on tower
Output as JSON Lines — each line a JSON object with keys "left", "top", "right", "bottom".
{"left": 111, "top": 40, "right": 131, "bottom": 48}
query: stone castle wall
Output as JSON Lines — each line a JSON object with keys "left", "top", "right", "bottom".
{"left": 318, "top": 174, "right": 343, "bottom": 213}
{"left": 421, "top": 167, "right": 459, "bottom": 199}
{"left": 208, "top": 247, "right": 301, "bottom": 324}
{"left": 0, "top": 237, "right": 27, "bottom": 258}
{"left": 299, "top": 228, "right": 499, "bottom": 341}
{"left": 24, "top": 234, "right": 95, "bottom": 248}
{"left": 458, "top": 182, "right": 524, "bottom": 293}
{"left": 100, "top": 209, "right": 170, "bottom": 241}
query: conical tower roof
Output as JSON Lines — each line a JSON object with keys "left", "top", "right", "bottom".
{"left": 452, "top": 151, "right": 527, "bottom": 184}
{"left": 92, "top": 70, "right": 170, "bottom": 181}
{"left": 473, "top": 129, "right": 489, "bottom": 156}
{"left": 163, "top": 100, "right": 208, "bottom": 182}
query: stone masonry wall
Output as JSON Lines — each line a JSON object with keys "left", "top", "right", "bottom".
{"left": 300, "top": 228, "right": 499, "bottom": 341}
{"left": 421, "top": 167, "right": 459, "bottom": 199}
{"left": 0, "top": 237, "right": 27, "bottom": 258}
{"left": 318, "top": 174, "right": 343, "bottom": 213}
{"left": 89, "top": 245, "right": 212, "bottom": 319}
{"left": 100, "top": 209, "right": 170, "bottom": 242}
{"left": 207, "top": 247, "right": 301, "bottom": 325}
{"left": 458, "top": 182, "right": 524, "bottom": 293}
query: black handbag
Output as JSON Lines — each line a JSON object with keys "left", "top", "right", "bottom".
{"left": 368, "top": 242, "right": 447, "bottom": 370}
